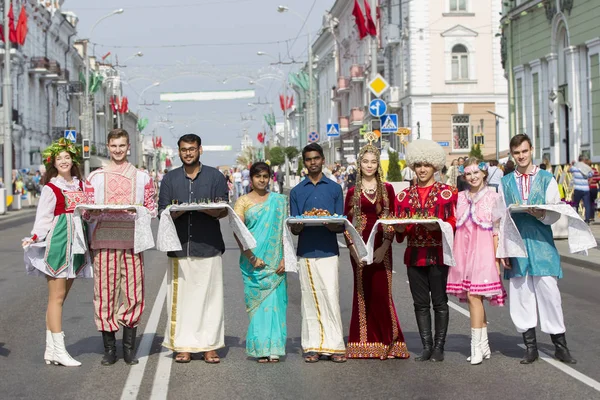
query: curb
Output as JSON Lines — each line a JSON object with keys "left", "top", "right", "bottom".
{"left": 560, "top": 254, "right": 600, "bottom": 271}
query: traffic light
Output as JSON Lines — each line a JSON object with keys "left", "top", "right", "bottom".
{"left": 82, "top": 139, "right": 91, "bottom": 159}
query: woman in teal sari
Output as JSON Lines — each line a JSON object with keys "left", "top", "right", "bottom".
{"left": 234, "top": 162, "right": 288, "bottom": 363}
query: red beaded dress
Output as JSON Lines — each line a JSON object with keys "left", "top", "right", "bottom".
{"left": 344, "top": 182, "right": 410, "bottom": 359}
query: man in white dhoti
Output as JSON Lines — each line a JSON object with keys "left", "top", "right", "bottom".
{"left": 499, "top": 134, "right": 576, "bottom": 364}
{"left": 158, "top": 134, "right": 229, "bottom": 363}
{"left": 290, "top": 143, "right": 347, "bottom": 363}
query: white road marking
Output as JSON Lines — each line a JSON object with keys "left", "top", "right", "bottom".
{"left": 447, "top": 300, "right": 471, "bottom": 318}
{"left": 150, "top": 348, "right": 173, "bottom": 399}
{"left": 120, "top": 273, "right": 167, "bottom": 400}
{"left": 517, "top": 344, "right": 600, "bottom": 392}
{"left": 406, "top": 281, "right": 599, "bottom": 392}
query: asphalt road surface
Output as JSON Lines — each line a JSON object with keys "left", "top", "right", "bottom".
{"left": 1, "top": 217, "right": 599, "bottom": 400}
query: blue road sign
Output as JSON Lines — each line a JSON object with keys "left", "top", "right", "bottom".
{"left": 64, "top": 129, "right": 77, "bottom": 143}
{"left": 308, "top": 131, "right": 320, "bottom": 142}
{"left": 326, "top": 123, "right": 340, "bottom": 137}
{"left": 369, "top": 99, "right": 387, "bottom": 117}
{"left": 380, "top": 114, "right": 398, "bottom": 134}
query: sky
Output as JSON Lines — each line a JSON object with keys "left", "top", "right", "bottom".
{"left": 64, "top": 0, "right": 329, "bottom": 167}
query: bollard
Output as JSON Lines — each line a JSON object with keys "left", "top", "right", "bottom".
{"left": 10, "top": 193, "right": 22, "bottom": 211}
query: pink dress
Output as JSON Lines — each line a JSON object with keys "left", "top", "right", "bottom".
{"left": 447, "top": 187, "right": 507, "bottom": 306}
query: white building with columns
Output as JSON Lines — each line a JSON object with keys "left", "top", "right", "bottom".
{"left": 381, "top": 0, "right": 508, "bottom": 161}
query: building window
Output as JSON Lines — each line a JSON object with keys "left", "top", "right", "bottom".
{"left": 451, "top": 45, "right": 469, "bottom": 80}
{"left": 452, "top": 115, "right": 470, "bottom": 151}
{"left": 449, "top": 0, "right": 467, "bottom": 12}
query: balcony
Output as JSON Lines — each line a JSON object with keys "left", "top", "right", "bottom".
{"left": 337, "top": 76, "right": 350, "bottom": 94}
{"left": 43, "top": 61, "right": 61, "bottom": 80}
{"left": 350, "top": 107, "right": 365, "bottom": 126}
{"left": 387, "top": 86, "right": 402, "bottom": 109}
{"left": 68, "top": 81, "right": 84, "bottom": 94}
{"left": 29, "top": 57, "right": 49, "bottom": 74}
{"left": 339, "top": 116, "right": 349, "bottom": 132}
{"left": 350, "top": 64, "right": 365, "bottom": 83}
{"left": 56, "top": 69, "right": 70, "bottom": 85}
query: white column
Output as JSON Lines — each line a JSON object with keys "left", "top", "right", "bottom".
{"left": 566, "top": 45, "right": 581, "bottom": 162}
{"left": 586, "top": 38, "right": 600, "bottom": 159}
{"left": 546, "top": 53, "right": 560, "bottom": 164}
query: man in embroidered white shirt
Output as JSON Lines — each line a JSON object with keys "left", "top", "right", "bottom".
{"left": 498, "top": 134, "right": 575, "bottom": 365}
{"left": 86, "top": 129, "right": 157, "bottom": 366}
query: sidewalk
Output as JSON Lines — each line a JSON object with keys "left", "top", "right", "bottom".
{"left": 556, "top": 221, "right": 600, "bottom": 270}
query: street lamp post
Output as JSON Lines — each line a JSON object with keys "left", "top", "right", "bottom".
{"left": 257, "top": 50, "right": 292, "bottom": 188}
{"left": 276, "top": 5, "right": 314, "bottom": 190}
{"left": 3, "top": 0, "right": 13, "bottom": 206}
{"left": 83, "top": 8, "right": 124, "bottom": 176}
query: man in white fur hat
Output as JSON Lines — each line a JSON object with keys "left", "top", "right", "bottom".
{"left": 394, "top": 139, "right": 458, "bottom": 362}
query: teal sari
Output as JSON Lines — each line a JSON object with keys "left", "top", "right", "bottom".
{"left": 239, "top": 193, "right": 288, "bottom": 357}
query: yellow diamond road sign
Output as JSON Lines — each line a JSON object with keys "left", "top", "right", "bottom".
{"left": 368, "top": 74, "right": 390, "bottom": 97}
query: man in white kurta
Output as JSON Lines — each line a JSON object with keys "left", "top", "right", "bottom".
{"left": 157, "top": 134, "right": 229, "bottom": 364}
{"left": 87, "top": 129, "right": 157, "bottom": 366}
{"left": 498, "top": 134, "right": 576, "bottom": 365}
{"left": 290, "top": 143, "right": 347, "bottom": 363}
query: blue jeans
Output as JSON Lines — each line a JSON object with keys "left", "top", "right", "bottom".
{"left": 572, "top": 189, "right": 592, "bottom": 222}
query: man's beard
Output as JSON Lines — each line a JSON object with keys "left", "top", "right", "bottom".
{"left": 180, "top": 155, "right": 200, "bottom": 166}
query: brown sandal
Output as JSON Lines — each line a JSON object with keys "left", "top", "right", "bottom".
{"left": 203, "top": 351, "right": 220, "bottom": 364}
{"left": 330, "top": 354, "right": 347, "bottom": 363}
{"left": 175, "top": 352, "right": 191, "bottom": 363}
{"left": 257, "top": 357, "right": 269, "bottom": 363}
{"left": 304, "top": 353, "right": 320, "bottom": 363}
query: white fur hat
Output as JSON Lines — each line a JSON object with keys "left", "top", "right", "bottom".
{"left": 405, "top": 139, "right": 447, "bottom": 171}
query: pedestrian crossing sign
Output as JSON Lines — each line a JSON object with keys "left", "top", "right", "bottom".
{"left": 380, "top": 114, "right": 398, "bottom": 134}
{"left": 326, "top": 123, "right": 340, "bottom": 137}
{"left": 64, "top": 129, "right": 77, "bottom": 143}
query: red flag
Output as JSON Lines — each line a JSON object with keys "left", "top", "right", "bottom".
{"left": 121, "top": 97, "right": 129, "bottom": 114}
{"left": 156, "top": 136, "right": 162, "bottom": 148}
{"left": 352, "top": 0, "right": 368, "bottom": 40}
{"left": 257, "top": 132, "right": 265, "bottom": 144}
{"left": 287, "top": 95, "right": 294, "bottom": 110}
{"left": 101, "top": 51, "right": 111, "bottom": 61}
{"left": 8, "top": 4, "right": 17, "bottom": 44}
{"left": 279, "top": 94, "right": 285, "bottom": 111}
{"left": 110, "top": 96, "right": 117, "bottom": 113}
{"left": 16, "top": 4, "right": 27, "bottom": 45}
{"left": 364, "top": 0, "right": 377, "bottom": 37}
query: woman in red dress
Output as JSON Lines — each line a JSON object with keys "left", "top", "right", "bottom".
{"left": 344, "top": 143, "right": 410, "bottom": 360}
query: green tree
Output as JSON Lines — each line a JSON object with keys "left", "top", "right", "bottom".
{"left": 284, "top": 146, "right": 299, "bottom": 160}
{"left": 387, "top": 149, "right": 402, "bottom": 182}
{"left": 266, "top": 146, "right": 285, "bottom": 166}
{"left": 469, "top": 144, "right": 484, "bottom": 160}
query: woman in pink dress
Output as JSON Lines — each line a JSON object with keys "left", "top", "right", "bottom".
{"left": 447, "top": 157, "right": 506, "bottom": 365}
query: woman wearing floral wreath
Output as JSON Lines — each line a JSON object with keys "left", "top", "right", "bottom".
{"left": 22, "top": 138, "right": 92, "bottom": 367}
{"left": 343, "top": 141, "right": 410, "bottom": 360}
{"left": 446, "top": 158, "right": 507, "bottom": 365}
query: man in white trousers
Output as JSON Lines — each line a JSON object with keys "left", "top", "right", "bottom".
{"left": 499, "top": 134, "right": 575, "bottom": 365}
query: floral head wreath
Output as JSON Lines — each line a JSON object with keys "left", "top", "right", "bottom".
{"left": 41, "top": 138, "right": 82, "bottom": 169}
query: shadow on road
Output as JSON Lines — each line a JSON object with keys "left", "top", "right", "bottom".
{"left": 0, "top": 342, "right": 10, "bottom": 357}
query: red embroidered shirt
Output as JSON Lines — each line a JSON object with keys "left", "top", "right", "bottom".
{"left": 395, "top": 181, "right": 458, "bottom": 267}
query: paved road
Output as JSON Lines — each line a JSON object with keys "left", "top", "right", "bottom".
{"left": 1, "top": 218, "right": 599, "bottom": 400}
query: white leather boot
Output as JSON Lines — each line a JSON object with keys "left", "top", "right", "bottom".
{"left": 480, "top": 326, "right": 491, "bottom": 359}
{"left": 470, "top": 328, "right": 483, "bottom": 365}
{"left": 44, "top": 330, "right": 54, "bottom": 365}
{"left": 51, "top": 332, "right": 81, "bottom": 367}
